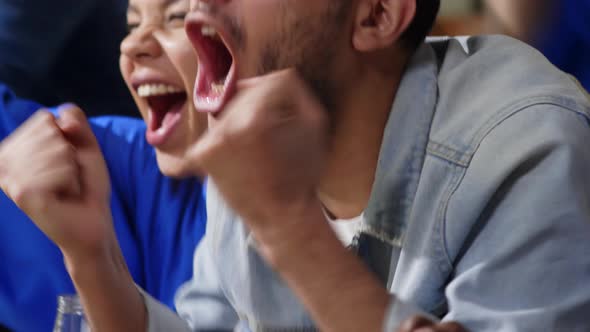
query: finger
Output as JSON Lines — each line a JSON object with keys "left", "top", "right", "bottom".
{"left": 28, "top": 110, "right": 59, "bottom": 132}
{"left": 397, "top": 316, "right": 435, "bottom": 332}
{"left": 10, "top": 110, "right": 59, "bottom": 145}
{"left": 29, "top": 109, "right": 56, "bottom": 124}
{"left": 5, "top": 137, "right": 76, "bottom": 188}
{"left": 17, "top": 112, "right": 72, "bottom": 152}
{"left": 214, "top": 70, "right": 295, "bottom": 124}
{"left": 235, "top": 68, "right": 298, "bottom": 89}
{"left": 58, "top": 107, "right": 110, "bottom": 200}
{"left": 433, "top": 322, "right": 467, "bottom": 332}
{"left": 31, "top": 140, "right": 77, "bottom": 169}
{"left": 414, "top": 328, "right": 436, "bottom": 332}
{"left": 238, "top": 68, "right": 325, "bottom": 126}
{"left": 8, "top": 162, "right": 80, "bottom": 212}
{"left": 57, "top": 106, "right": 99, "bottom": 150}
{"left": 56, "top": 103, "right": 82, "bottom": 133}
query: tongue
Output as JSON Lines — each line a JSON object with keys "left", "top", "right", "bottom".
{"left": 145, "top": 98, "right": 185, "bottom": 146}
{"left": 147, "top": 93, "right": 186, "bottom": 131}
{"left": 161, "top": 108, "right": 182, "bottom": 129}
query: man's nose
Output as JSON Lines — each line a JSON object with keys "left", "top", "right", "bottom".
{"left": 191, "top": 0, "right": 230, "bottom": 11}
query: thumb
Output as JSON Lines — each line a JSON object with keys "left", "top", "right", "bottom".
{"left": 57, "top": 105, "right": 110, "bottom": 201}
{"left": 56, "top": 105, "right": 99, "bottom": 150}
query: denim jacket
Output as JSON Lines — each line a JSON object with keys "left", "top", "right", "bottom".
{"left": 143, "top": 36, "right": 590, "bottom": 331}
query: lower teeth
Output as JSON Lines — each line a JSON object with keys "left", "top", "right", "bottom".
{"left": 211, "top": 82, "right": 224, "bottom": 95}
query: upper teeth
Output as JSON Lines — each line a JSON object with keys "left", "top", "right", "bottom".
{"left": 201, "top": 25, "right": 217, "bottom": 37}
{"left": 137, "top": 84, "right": 183, "bottom": 97}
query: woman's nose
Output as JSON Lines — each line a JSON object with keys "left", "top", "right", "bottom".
{"left": 120, "top": 26, "right": 163, "bottom": 60}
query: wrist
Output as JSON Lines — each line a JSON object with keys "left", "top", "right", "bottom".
{"left": 63, "top": 237, "right": 146, "bottom": 332}
{"left": 252, "top": 199, "right": 390, "bottom": 332}
{"left": 60, "top": 206, "right": 117, "bottom": 267}
{"left": 63, "top": 235, "right": 126, "bottom": 284}
{"left": 252, "top": 196, "right": 334, "bottom": 268}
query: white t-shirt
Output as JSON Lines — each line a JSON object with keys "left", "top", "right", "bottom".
{"left": 324, "top": 210, "right": 363, "bottom": 247}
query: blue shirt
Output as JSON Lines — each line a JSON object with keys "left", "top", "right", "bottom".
{"left": 0, "top": 84, "right": 206, "bottom": 331}
{"left": 143, "top": 36, "right": 590, "bottom": 331}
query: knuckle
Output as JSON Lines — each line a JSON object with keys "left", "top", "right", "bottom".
{"left": 50, "top": 144, "right": 68, "bottom": 161}
{"left": 443, "top": 322, "right": 467, "bottom": 332}
{"left": 63, "top": 106, "right": 85, "bottom": 121}
{"left": 9, "top": 183, "right": 31, "bottom": 207}
{"left": 59, "top": 143, "right": 76, "bottom": 159}
{"left": 29, "top": 194, "right": 50, "bottom": 214}
{"left": 34, "top": 110, "right": 56, "bottom": 125}
{"left": 71, "top": 106, "right": 85, "bottom": 118}
{"left": 281, "top": 71, "right": 301, "bottom": 89}
{"left": 44, "top": 126, "right": 63, "bottom": 142}
{"left": 401, "top": 316, "right": 432, "bottom": 330}
{"left": 0, "top": 157, "right": 7, "bottom": 184}
{"left": 280, "top": 68, "right": 298, "bottom": 80}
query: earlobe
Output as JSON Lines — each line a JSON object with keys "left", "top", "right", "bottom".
{"left": 352, "top": 0, "right": 416, "bottom": 52}
{"left": 352, "top": 1, "right": 378, "bottom": 52}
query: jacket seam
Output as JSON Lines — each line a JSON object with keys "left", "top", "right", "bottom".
{"left": 435, "top": 162, "right": 464, "bottom": 273}
{"left": 436, "top": 99, "right": 590, "bottom": 275}
{"left": 426, "top": 95, "right": 590, "bottom": 166}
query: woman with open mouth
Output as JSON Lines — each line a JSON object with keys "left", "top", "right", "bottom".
{"left": 120, "top": 0, "right": 207, "bottom": 177}
{"left": 0, "top": 0, "right": 210, "bottom": 331}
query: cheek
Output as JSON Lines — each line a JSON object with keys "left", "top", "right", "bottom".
{"left": 176, "top": 49, "right": 198, "bottom": 90}
{"left": 119, "top": 56, "right": 134, "bottom": 89}
{"left": 161, "top": 34, "right": 199, "bottom": 88}
{"left": 154, "top": 149, "right": 187, "bottom": 178}
{"left": 119, "top": 56, "right": 150, "bottom": 121}
{"left": 238, "top": 5, "right": 288, "bottom": 75}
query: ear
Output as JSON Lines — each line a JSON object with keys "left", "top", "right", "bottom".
{"left": 352, "top": 0, "right": 416, "bottom": 52}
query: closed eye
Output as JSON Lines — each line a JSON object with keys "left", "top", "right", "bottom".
{"left": 127, "top": 22, "right": 140, "bottom": 33}
{"left": 168, "top": 12, "right": 187, "bottom": 25}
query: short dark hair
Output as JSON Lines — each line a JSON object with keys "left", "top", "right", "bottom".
{"left": 399, "top": 0, "right": 441, "bottom": 50}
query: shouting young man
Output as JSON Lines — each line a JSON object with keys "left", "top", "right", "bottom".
{"left": 3, "top": 0, "right": 590, "bottom": 331}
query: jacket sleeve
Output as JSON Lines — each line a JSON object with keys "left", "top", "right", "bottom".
{"left": 382, "top": 298, "right": 438, "bottom": 331}
{"left": 438, "top": 105, "right": 590, "bottom": 330}
{"left": 143, "top": 228, "right": 239, "bottom": 331}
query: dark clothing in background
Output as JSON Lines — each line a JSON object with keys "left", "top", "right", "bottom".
{"left": 535, "top": 0, "right": 590, "bottom": 91}
{"left": 0, "top": 0, "right": 137, "bottom": 117}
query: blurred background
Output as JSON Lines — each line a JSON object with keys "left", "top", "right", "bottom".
{"left": 0, "top": 0, "right": 586, "bottom": 119}
{"left": 433, "top": 0, "right": 589, "bottom": 91}
{"left": 0, "top": 0, "right": 136, "bottom": 117}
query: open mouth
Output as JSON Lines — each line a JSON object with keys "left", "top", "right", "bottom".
{"left": 187, "top": 19, "right": 237, "bottom": 114}
{"left": 137, "top": 83, "right": 187, "bottom": 145}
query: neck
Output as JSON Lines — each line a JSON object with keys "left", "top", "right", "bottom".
{"left": 318, "top": 59, "right": 406, "bottom": 219}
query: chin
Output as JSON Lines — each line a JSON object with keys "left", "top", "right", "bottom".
{"left": 155, "top": 153, "right": 196, "bottom": 179}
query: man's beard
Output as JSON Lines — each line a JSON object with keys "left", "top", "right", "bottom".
{"left": 256, "top": 1, "right": 352, "bottom": 114}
